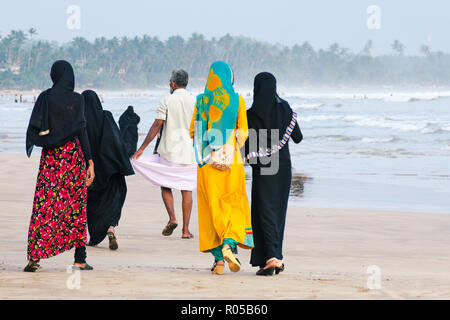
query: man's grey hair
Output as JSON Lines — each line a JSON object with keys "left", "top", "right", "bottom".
{"left": 170, "top": 69, "right": 189, "bottom": 87}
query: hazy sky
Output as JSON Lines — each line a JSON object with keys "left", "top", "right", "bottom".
{"left": 0, "top": 0, "right": 448, "bottom": 55}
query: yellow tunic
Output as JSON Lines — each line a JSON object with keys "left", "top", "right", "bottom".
{"left": 190, "top": 96, "right": 253, "bottom": 252}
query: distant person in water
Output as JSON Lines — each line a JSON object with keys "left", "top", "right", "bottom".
{"left": 132, "top": 69, "right": 197, "bottom": 239}
{"left": 82, "top": 90, "right": 135, "bottom": 250}
{"left": 245, "top": 72, "right": 303, "bottom": 276}
{"left": 24, "top": 60, "right": 95, "bottom": 272}
{"left": 118, "top": 106, "right": 141, "bottom": 158}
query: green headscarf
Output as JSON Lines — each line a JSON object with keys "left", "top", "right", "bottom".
{"left": 193, "top": 61, "right": 239, "bottom": 167}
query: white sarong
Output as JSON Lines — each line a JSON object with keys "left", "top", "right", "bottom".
{"left": 132, "top": 154, "right": 197, "bottom": 191}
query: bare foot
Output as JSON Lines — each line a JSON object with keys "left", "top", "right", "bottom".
{"left": 181, "top": 229, "right": 194, "bottom": 239}
{"left": 264, "top": 258, "right": 283, "bottom": 270}
{"left": 73, "top": 263, "right": 86, "bottom": 268}
{"left": 72, "top": 262, "right": 94, "bottom": 270}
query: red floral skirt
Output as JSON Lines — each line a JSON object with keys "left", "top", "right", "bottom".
{"left": 27, "top": 139, "right": 88, "bottom": 261}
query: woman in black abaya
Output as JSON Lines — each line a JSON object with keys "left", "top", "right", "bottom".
{"left": 118, "top": 106, "right": 140, "bottom": 158}
{"left": 82, "top": 90, "right": 134, "bottom": 250}
{"left": 245, "top": 72, "right": 303, "bottom": 276}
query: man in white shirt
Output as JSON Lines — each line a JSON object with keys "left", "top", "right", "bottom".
{"left": 133, "top": 70, "right": 196, "bottom": 239}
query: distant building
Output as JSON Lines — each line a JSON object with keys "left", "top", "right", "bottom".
{"left": 9, "top": 65, "right": 21, "bottom": 75}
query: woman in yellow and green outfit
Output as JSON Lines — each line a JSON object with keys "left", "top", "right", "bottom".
{"left": 189, "top": 61, "right": 253, "bottom": 275}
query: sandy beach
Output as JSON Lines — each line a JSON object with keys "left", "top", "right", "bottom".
{"left": 0, "top": 153, "right": 449, "bottom": 300}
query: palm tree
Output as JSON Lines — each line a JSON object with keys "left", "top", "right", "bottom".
{"left": 1, "top": 36, "right": 13, "bottom": 66}
{"left": 72, "top": 36, "right": 90, "bottom": 66}
{"left": 362, "top": 40, "right": 373, "bottom": 56}
{"left": 392, "top": 40, "right": 404, "bottom": 55}
{"left": 420, "top": 44, "right": 430, "bottom": 56}
{"left": 27, "top": 28, "right": 38, "bottom": 70}
{"left": 4, "top": 28, "right": 450, "bottom": 89}
{"left": 9, "top": 30, "right": 27, "bottom": 68}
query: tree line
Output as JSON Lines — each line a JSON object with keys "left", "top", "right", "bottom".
{"left": 1, "top": 29, "right": 449, "bottom": 89}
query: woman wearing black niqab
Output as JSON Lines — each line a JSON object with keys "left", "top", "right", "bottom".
{"left": 24, "top": 60, "right": 95, "bottom": 272}
{"left": 82, "top": 90, "right": 134, "bottom": 250}
{"left": 118, "top": 106, "right": 140, "bottom": 158}
{"left": 245, "top": 72, "right": 303, "bottom": 276}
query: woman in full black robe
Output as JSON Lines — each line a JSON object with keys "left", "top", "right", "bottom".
{"left": 245, "top": 72, "right": 303, "bottom": 276}
{"left": 82, "top": 90, "right": 135, "bottom": 250}
{"left": 118, "top": 106, "right": 140, "bottom": 158}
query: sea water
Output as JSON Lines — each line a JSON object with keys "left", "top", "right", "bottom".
{"left": 1, "top": 88, "right": 449, "bottom": 213}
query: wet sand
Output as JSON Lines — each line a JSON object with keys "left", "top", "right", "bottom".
{"left": 0, "top": 153, "right": 449, "bottom": 300}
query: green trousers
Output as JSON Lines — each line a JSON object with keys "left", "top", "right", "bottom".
{"left": 209, "top": 238, "right": 238, "bottom": 262}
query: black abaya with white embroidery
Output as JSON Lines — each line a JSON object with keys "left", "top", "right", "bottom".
{"left": 82, "top": 90, "right": 134, "bottom": 246}
{"left": 246, "top": 73, "right": 303, "bottom": 268}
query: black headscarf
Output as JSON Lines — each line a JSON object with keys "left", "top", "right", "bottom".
{"left": 26, "top": 60, "right": 85, "bottom": 157}
{"left": 82, "top": 90, "right": 134, "bottom": 191}
{"left": 246, "top": 72, "right": 294, "bottom": 151}
{"left": 118, "top": 106, "right": 140, "bottom": 158}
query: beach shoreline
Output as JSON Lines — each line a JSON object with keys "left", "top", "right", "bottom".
{"left": 0, "top": 153, "right": 449, "bottom": 300}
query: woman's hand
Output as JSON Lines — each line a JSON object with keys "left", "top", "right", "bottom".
{"left": 132, "top": 148, "right": 144, "bottom": 160}
{"left": 86, "top": 160, "right": 95, "bottom": 187}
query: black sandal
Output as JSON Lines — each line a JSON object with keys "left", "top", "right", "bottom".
{"left": 256, "top": 267, "right": 275, "bottom": 276}
{"left": 275, "top": 263, "right": 285, "bottom": 275}
{"left": 108, "top": 231, "right": 118, "bottom": 250}
{"left": 256, "top": 258, "right": 284, "bottom": 276}
{"left": 24, "top": 261, "right": 40, "bottom": 272}
{"left": 162, "top": 222, "right": 178, "bottom": 236}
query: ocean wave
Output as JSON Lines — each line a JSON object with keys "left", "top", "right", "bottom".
{"left": 309, "top": 134, "right": 355, "bottom": 141}
{"left": 362, "top": 136, "right": 397, "bottom": 143}
{"left": 356, "top": 148, "right": 430, "bottom": 157}
{"left": 382, "top": 93, "right": 448, "bottom": 103}
{"left": 327, "top": 135, "right": 353, "bottom": 141}
{"left": 291, "top": 102, "right": 324, "bottom": 110}
{"left": 421, "top": 125, "right": 443, "bottom": 134}
{"left": 281, "top": 91, "right": 450, "bottom": 102}
{"left": 356, "top": 149, "right": 398, "bottom": 158}
{"left": 287, "top": 113, "right": 448, "bottom": 135}
{"left": 443, "top": 141, "right": 450, "bottom": 150}
{"left": 343, "top": 115, "right": 429, "bottom": 132}
{"left": 301, "top": 115, "right": 341, "bottom": 122}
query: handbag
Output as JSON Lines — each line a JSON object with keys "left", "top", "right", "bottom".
{"left": 210, "top": 143, "right": 235, "bottom": 171}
